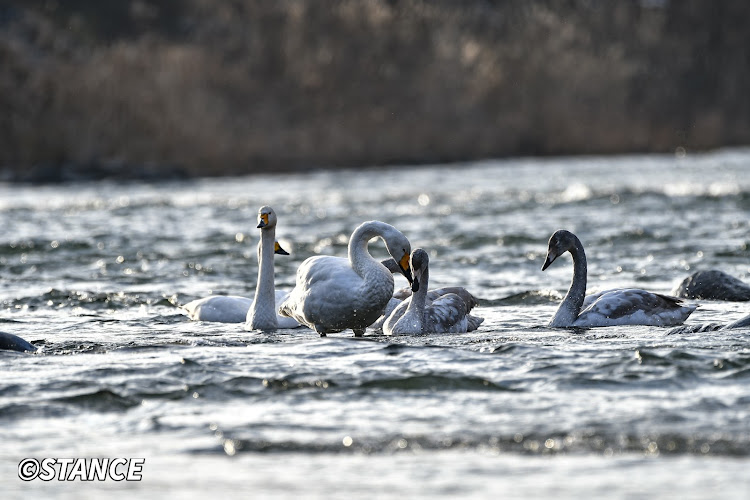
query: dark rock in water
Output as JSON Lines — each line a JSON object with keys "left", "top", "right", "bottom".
{"left": 668, "top": 313, "right": 750, "bottom": 334}
{"left": 723, "top": 313, "right": 750, "bottom": 330}
{"left": 672, "top": 270, "right": 750, "bottom": 301}
{"left": 667, "top": 323, "right": 724, "bottom": 335}
{"left": 0, "top": 332, "right": 37, "bottom": 352}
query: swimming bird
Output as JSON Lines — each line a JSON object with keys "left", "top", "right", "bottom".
{"left": 182, "top": 241, "right": 290, "bottom": 323}
{"left": 383, "top": 249, "right": 484, "bottom": 335}
{"left": 542, "top": 229, "right": 696, "bottom": 327}
{"left": 183, "top": 207, "right": 300, "bottom": 329}
{"left": 671, "top": 270, "right": 750, "bottom": 301}
{"left": 278, "top": 221, "right": 413, "bottom": 336}
{"left": 0, "top": 331, "right": 36, "bottom": 352}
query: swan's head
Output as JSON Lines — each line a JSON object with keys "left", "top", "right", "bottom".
{"left": 542, "top": 229, "right": 576, "bottom": 270}
{"left": 383, "top": 231, "right": 413, "bottom": 285}
{"left": 257, "top": 206, "right": 278, "bottom": 229}
{"left": 274, "top": 241, "right": 289, "bottom": 255}
{"left": 409, "top": 248, "right": 429, "bottom": 293}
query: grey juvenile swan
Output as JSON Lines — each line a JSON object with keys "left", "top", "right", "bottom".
{"left": 542, "top": 229, "right": 696, "bottom": 327}
{"left": 383, "top": 249, "right": 484, "bottom": 335}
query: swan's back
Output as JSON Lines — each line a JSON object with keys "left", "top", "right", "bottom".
{"left": 278, "top": 254, "right": 394, "bottom": 333}
{"left": 576, "top": 288, "right": 696, "bottom": 327}
{"left": 183, "top": 295, "right": 252, "bottom": 323}
{"left": 279, "top": 220, "right": 411, "bottom": 335}
{"left": 672, "top": 270, "right": 750, "bottom": 301}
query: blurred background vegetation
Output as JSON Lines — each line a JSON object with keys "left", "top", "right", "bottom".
{"left": 1, "top": 0, "right": 749, "bottom": 181}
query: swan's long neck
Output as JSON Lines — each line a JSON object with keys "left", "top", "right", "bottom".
{"left": 248, "top": 226, "right": 278, "bottom": 330}
{"left": 348, "top": 222, "right": 390, "bottom": 280}
{"left": 550, "top": 237, "right": 587, "bottom": 327}
{"left": 406, "top": 265, "right": 429, "bottom": 329}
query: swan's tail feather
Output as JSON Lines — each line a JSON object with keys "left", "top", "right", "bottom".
{"left": 467, "top": 314, "right": 484, "bottom": 331}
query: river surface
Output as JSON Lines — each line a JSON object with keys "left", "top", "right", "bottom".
{"left": 1, "top": 150, "right": 750, "bottom": 499}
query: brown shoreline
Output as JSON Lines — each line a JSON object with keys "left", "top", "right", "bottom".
{"left": 2, "top": 1, "right": 749, "bottom": 181}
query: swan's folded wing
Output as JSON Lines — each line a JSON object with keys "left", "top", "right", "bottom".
{"left": 424, "top": 294, "right": 470, "bottom": 333}
{"left": 581, "top": 290, "right": 607, "bottom": 310}
{"left": 427, "top": 286, "right": 479, "bottom": 310}
{"left": 580, "top": 289, "right": 695, "bottom": 325}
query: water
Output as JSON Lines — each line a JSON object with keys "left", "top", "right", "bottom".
{"left": 1, "top": 150, "right": 750, "bottom": 499}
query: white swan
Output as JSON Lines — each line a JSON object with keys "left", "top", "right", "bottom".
{"left": 183, "top": 206, "right": 300, "bottom": 329}
{"left": 278, "top": 221, "right": 412, "bottom": 336}
{"left": 182, "top": 242, "right": 289, "bottom": 323}
{"left": 383, "top": 249, "right": 484, "bottom": 335}
{"left": 671, "top": 270, "right": 750, "bottom": 301}
{"left": 542, "top": 229, "right": 696, "bottom": 327}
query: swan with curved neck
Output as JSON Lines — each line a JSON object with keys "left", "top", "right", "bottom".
{"left": 278, "top": 220, "right": 412, "bottom": 336}
{"left": 542, "top": 229, "right": 696, "bottom": 327}
{"left": 182, "top": 206, "right": 299, "bottom": 329}
{"left": 384, "top": 249, "right": 483, "bottom": 335}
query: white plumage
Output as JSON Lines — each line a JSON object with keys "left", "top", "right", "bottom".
{"left": 278, "top": 220, "right": 412, "bottom": 336}
{"left": 542, "top": 229, "right": 696, "bottom": 328}
{"left": 183, "top": 295, "right": 252, "bottom": 323}
{"left": 182, "top": 206, "right": 300, "bottom": 330}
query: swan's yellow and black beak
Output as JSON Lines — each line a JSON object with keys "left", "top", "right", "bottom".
{"left": 542, "top": 251, "right": 558, "bottom": 271}
{"left": 398, "top": 252, "right": 413, "bottom": 285}
{"left": 274, "top": 242, "right": 289, "bottom": 255}
{"left": 257, "top": 213, "right": 269, "bottom": 228}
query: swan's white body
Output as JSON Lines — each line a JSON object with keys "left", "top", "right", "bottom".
{"left": 542, "top": 230, "right": 696, "bottom": 328}
{"left": 183, "top": 295, "right": 253, "bottom": 323}
{"left": 671, "top": 270, "right": 750, "bottom": 301}
{"left": 278, "top": 221, "right": 412, "bottom": 336}
{"left": 183, "top": 206, "right": 300, "bottom": 330}
{"left": 183, "top": 290, "right": 298, "bottom": 327}
{"left": 384, "top": 249, "right": 484, "bottom": 335}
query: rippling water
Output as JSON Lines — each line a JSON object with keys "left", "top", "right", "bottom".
{"left": 2, "top": 150, "right": 750, "bottom": 499}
